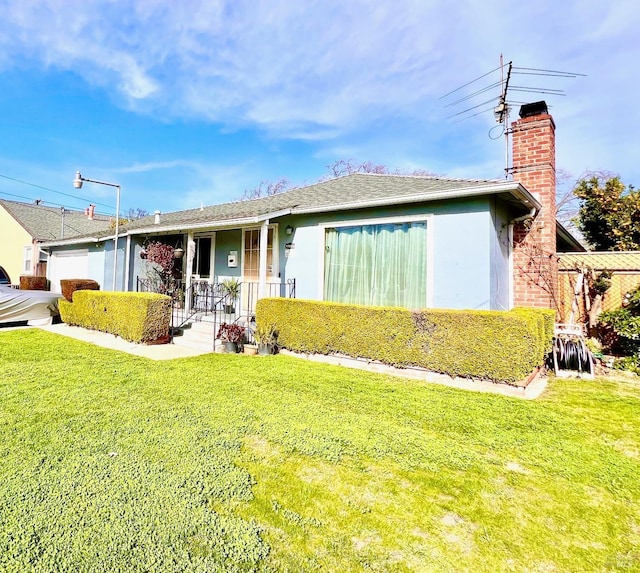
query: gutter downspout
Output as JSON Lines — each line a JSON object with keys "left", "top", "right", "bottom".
{"left": 511, "top": 207, "right": 537, "bottom": 225}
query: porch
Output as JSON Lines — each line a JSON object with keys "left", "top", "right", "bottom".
{"left": 137, "top": 276, "right": 296, "bottom": 350}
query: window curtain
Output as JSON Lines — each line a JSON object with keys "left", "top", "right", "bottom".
{"left": 324, "top": 222, "right": 427, "bottom": 309}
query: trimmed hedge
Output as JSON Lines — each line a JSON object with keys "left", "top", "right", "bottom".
{"left": 256, "top": 299, "right": 555, "bottom": 385}
{"left": 59, "top": 290, "right": 171, "bottom": 343}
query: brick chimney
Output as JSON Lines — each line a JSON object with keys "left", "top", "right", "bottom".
{"left": 510, "top": 101, "right": 558, "bottom": 310}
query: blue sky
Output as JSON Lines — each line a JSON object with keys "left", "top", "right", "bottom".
{"left": 0, "top": 0, "right": 638, "bottom": 217}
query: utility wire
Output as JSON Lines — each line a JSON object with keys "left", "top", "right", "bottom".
{"left": 0, "top": 172, "right": 113, "bottom": 210}
{"left": 0, "top": 190, "right": 38, "bottom": 202}
{"left": 0, "top": 190, "right": 112, "bottom": 216}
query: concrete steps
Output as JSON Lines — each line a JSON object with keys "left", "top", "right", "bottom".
{"left": 171, "top": 320, "right": 219, "bottom": 353}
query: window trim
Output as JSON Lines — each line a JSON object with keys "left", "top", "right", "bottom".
{"left": 240, "top": 224, "right": 279, "bottom": 282}
{"left": 318, "top": 214, "right": 433, "bottom": 308}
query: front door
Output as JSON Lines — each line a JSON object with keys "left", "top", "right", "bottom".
{"left": 192, "top": 235, "right": 215, "bottom": 281}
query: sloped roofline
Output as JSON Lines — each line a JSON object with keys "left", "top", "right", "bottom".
{"left": 291, "top": 180, "right": 541, "bottom": 214}
{"left": 40, "top": 175, "right": 541, "bottom": 246}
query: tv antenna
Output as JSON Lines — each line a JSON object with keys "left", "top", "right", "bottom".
{"left": 441, "top": 55, "right": 585, "bottom": 178}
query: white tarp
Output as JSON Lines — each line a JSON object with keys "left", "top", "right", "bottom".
{"left": 0, "top": 285, "right": 60, "bottom": 325}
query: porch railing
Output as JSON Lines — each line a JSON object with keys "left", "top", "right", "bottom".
{"left": 243, "top": 279, "right": 296, "bottom": 318}
{"left": 136, "top": 277, "right": 296, "bottom": 346}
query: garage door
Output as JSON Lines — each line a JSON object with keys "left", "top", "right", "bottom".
{"left": 48, "top": 249, "right": 89, "bottom": 293}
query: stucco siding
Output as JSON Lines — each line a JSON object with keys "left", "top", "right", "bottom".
{"left": 490, "top": 200, "right": 511, "bottom": 310}
{"left": 279, "top": 220, "right": 322, "bottom": 300}
{"left": 102, "top": 238, "right": 127, "bottom": 291}
{"left": 0, "top": 206, "right": 32, "bottom": 284}
{"left": 279, "top": 198, "right": 497, "bottom": 310}
{"left": 214, "top": 230, "right": 242, "bottom": 280}
{"left": 431, "top": 207, "right": 491, "bottom": 309}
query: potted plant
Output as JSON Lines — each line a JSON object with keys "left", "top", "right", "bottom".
{"left": 220, "top": 277, "right": 241, "bottom": 314}
{"left": 255, "top": 323, "right": 277, "bottom": 355}
{"left": 216, "top": 322, "right": 245, "bottom": 353}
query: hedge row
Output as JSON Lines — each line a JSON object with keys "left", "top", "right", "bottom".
{"left": 256, "top": 299, "right": 555, "bottom": 385}
{"left": 59, "top": 290, "right": 172, "bottom": 344}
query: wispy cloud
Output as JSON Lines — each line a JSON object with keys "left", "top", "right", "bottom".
{"left": 114, "top": 160, "right": 200, "bottom": 174}
{"left": 0, "top": 0, "right": 639, "bottom": 188}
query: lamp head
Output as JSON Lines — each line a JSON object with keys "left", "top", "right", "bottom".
{"left": 73, "top": 171, "right": 83, "bottom": 189}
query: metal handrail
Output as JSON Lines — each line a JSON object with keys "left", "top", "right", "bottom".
{"left": 136, "top": 276, "right": 296, "bottom": 348}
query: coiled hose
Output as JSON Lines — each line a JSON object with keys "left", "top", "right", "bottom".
{"left": 552, "top": 336, "right": 593, "bottom": 373}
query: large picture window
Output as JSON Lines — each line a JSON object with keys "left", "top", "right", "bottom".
{"left": 324, "top": 221, "right": 428, "bottom": 309}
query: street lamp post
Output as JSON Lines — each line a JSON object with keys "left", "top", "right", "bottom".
{"left": 73, "top": 171, "right": 121, "bottom": 291}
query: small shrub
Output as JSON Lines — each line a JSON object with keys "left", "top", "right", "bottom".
{"left": 598, "top": 284, "right": 640, "bottom": 359}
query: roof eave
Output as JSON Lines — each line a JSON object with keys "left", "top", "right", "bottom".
{"left": 46, "top": 208, "right": 295, "bottom": 242}
{"left": 291, "top": 181, "right": 542, "bottom": 215}
{"left": 39, "top": 236, "right": 101, "bottom": 248}
{"left": 556, "top": 221, "right": 588, "bottom": 252}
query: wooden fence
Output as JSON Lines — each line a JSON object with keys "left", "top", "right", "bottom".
{"left": 557, "top": 251, "right": 640, "bottom": 324}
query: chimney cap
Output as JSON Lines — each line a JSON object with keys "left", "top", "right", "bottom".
{"left": 519, "top": 101, "right": 548, "bottom": 118}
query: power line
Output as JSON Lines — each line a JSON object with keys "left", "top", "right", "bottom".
{"left": 0, "top": 172, "right": 114, "bottom": 210}
{"left": 0, "top": 190, "right": 38, "bottom": 202}
{"left": 0, "top": 190, "right": 112, "bottom": 217}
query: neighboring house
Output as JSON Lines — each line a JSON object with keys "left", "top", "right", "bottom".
{"left": 40, "top": 102, "right": 583, "bottom": 315}
{"left": 0, "top": 200, "right": 111, "bottom": 288}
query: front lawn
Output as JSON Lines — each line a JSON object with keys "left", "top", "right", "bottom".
{"left": 1, "top": 329, "right": 639, "bottom": 572}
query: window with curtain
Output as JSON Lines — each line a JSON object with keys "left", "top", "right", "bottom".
{"left": 324, "top": 221, "right": 428, "bottom": 309}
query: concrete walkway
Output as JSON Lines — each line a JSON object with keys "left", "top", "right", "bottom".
{"left": 38, "top": 323, "right": 210, "bottom": 360}
{"left": 279, "top": 349, "right": 548, "bottom": 400}
{"left": 30, "top": 324, "right": 547, "bottom": 398}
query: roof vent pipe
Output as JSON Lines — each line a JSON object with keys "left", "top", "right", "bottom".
{"left": 154, "top": 210, "right": 161, "bottom": 225}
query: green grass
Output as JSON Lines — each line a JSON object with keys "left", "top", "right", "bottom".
{"left": 1, "top": 329, "right": 639, "bottom": 572}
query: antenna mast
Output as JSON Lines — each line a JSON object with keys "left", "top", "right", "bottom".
{"left": 441, "top": 57, "right": 584, "bottom": 179}
{"left": 493, "top": 55, "right": 513, "bottom": 179}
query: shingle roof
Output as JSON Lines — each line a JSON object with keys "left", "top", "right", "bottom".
{"left": 121, "top": 172, "right": 534, "bottom": 232}
{"left": 558, "top": 251, "right": 640, "bottom": 271}
{"left": 37, "top": 173, "right": 538, "bottom": 246}
{"left": 0, "top": 199, "right": 112, "bottom": 241}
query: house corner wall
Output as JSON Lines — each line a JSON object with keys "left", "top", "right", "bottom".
{"left": 0, "top": 206, "right": 32, "bottom": 284}
{"left": 511, "top": 110, "right": 558, "bottom": 311}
